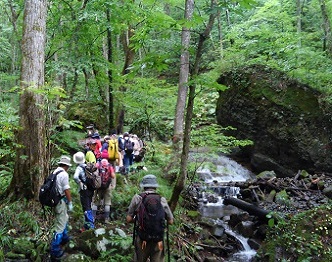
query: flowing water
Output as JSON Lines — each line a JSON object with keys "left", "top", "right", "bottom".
{"left": 196, "top": 155, "right": 257, "bottom": 262}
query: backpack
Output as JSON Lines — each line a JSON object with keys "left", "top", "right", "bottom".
{"left": 118, "top": 137, "right": 125, "bottom": 151}
{"left": 124, "top": 139, "right": 134, "bottom": 154}
{"left": 108, "top": 139, "right": 119, "bottom": 161}
{"left": 98, "top": 164, "right": 113, "bottom": 189}
{"left": 134, "top": 147, "right": 146, "bottom": 163}
{"left": 85, "top": 162, "right": 102, "bottom": 190}
{"left": 39, "top": 170, "right": 63, "bottom": 207}
{"left": 136, "top": 193, "right": 166, "bottom": 242}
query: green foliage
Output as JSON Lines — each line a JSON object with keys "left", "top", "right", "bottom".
{"left": 0, "top": 102, "right": 20, "bottom": 193}
{"left": 191, "top": 123, "right": 253, "bottom": 154}
{"left": 258, "top": 204, "right": 332, "bottom": 261}
{"left": 216, "top": 0, "right": 332, "bottom": 93}
{"left": 118, "top": 77, "right": 177, "bottom": 141}
{"left": 0, "top": 200, "right": 41, "bottom": 251}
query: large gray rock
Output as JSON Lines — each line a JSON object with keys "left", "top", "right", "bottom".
{"left": 216, "top": 65, "right": 332, "bottom": 177}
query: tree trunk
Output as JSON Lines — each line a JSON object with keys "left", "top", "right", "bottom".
{"left": 116, "top": 27, "right": 136, "bottom": 134}
{"left": 106, "top": 8, "right": 115, "bottom": 133}
{"left": 8, "top": 0, "right": 48, "bottom": 201}
{"left": 296, "top": 0, "right": 302, "bottom": 47}
{"left": 223, "top": 197, "right": 270, "bottom": 220}
{"left": 169, "top": 0, "right": 217, "bottom": 212}
{"left": 173, "top": 0, "right": 194, "bottom": 146}
{"left": 319, "top": 0, "right": 332, "bottom": 56}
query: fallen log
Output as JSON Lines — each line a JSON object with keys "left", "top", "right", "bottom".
{"left": 223, "top": 197, "right": 270, "bottom": 220}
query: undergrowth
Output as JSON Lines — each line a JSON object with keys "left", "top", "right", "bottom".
{"left": 257, "top": 203, "right": 332, "bottom": 262}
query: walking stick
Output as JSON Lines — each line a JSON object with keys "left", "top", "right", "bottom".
{"left": 133, "top": 215, "right": 137, "bottom": 245}
{"left": 166, "top": 222, "right": 170, "bottom": 262}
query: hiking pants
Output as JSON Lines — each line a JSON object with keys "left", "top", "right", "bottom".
{"left": 134, "top": 236, "right": 165, "bottom": 262}
{"left": 79, "top": 187, "right": 94, "bottom": 212}
{"left": 53, "top": 199, "right": 68, "bottom": 233}
{"left": 123, "top": 153, "right": 134, "bottom": 173}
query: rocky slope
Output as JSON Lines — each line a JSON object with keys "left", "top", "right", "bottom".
{"left": 216, "top": 64, "right": 332, "bottom": 177}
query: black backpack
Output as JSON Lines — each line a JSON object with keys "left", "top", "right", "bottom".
{"left": 124, "top": 139, "right": 134, "bottom": 154}
{"left": 136, "top": 192, "right": 166, "bottom": 242}
{"left": 39, "top": 170, "right": 63, "bottom": 207}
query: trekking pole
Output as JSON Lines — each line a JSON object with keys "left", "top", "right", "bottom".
{"left": 133, "top": 215, "right": 137, "bottom": 245}
{"left": 166, "top": 222, "right": 170, "bottom": 262}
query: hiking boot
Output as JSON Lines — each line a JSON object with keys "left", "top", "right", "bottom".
{"left": 104, "top": 217, "right": 111, "bottom": 224}
{"left": 50, "top": 252, "right": 67, "bottom": 261}
{"left": 60, "top": 236, "right": 72, "bottom": 246}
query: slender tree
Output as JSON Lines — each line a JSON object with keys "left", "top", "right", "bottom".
{"left": 173, "top": 0, "right": 194, "bottom": 146}
{"left": 7, "top": 0, "right": 48, "bottom": 200}
{"left": 169, "top": 0, "right": 218, "bottom": 212}
{"left": 319, "top": 0, "right": 332, "bottom": 57}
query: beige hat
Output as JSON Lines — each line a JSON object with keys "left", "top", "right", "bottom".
{"left": 73, "top": 152, "right": 85, "bottom": 164}
{"left": 58, "top": 155, "right": 72, "bottom": 166}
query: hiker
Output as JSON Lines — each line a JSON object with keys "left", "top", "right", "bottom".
{"left": 85, "top": 139, "right": 98, "bottom": 164}
{"left": 132, "top": 134, "right": 141, "bottom": 160}
{"left": 100, "top": 135, "right": 111, "bottom": 160}
{"left": 50, "top": 155, "right": 73, "bottom": 260}
{"left": 92, "top": 158, "right": 116, "bottom": 223}
{"left": 123, "top": 132, "right": 134, "bottom": 174}
{"left": 108, "top": 133, "right": 122, "bottom": 170}
{"left": 126, "top": 174, "right": 174, "bottom": 262}
{"left": 73, "top": 151, "right": 95, "bottom": 230}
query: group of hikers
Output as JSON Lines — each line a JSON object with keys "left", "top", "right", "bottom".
{"left": 47, "top": 127, "right": 174, "bottom": 262}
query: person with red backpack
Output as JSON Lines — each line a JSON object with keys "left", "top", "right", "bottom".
{"left": 126, "top": 175, "right": 174, "bottom": 262}
{"left": 92, "top": 158, "right": 116, "bottom": 223}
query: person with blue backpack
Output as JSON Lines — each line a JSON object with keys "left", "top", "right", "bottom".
{"left": 126, "top": 174, "right": 174, "bottom": 262}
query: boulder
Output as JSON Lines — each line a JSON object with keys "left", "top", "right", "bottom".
{"left": 216, "top": 65, "right": 332, "bottom": 177}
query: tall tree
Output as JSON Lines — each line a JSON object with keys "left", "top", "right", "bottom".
{"left": 7, "top": 0, "right": 48, "bottom": 200}
{"left": 169, "top": 0, "right": 218, "bottom": 212}
{"left": 173, "top": 0, "right": 194, "bottom": 146}
{"left": 319, "top": 0, "right": 332, "bottom": 57}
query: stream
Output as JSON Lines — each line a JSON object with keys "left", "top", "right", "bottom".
{"left": 196, "top": 155, "right": 257, "bottom": 262}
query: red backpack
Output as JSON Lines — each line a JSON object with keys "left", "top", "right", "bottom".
{"left": 97, "top": 161, "right": 114, "bottom": 189}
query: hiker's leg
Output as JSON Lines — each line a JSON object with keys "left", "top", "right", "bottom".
{"left": 60, "top": 224, "right": 71, "bottom": 245}
{"left": 150, "top": 241, "right": 165, "bottom": 262}
{"left": 51, "top": 200, "right": 68, "bottom": 258}
{"left": 123, "top": 154, "right": 129, "bottom": 174}
{"left": 50, "top": 232, "right": 64, "bottom": 258}
{"left": 134, "top": 236, "right": 149, "bottom": 262}
{"left": 129, "top": 154, "right": 134, "bottom": 171}
{"left": 81, "top": 188, "right": 95, "bottom": 229}
{"left": 84, "top": 210, "right": 95, "bottom": 229}
{"left": 53, "top": 199, "right": 68, "bottom": 235}
{"left": 103, "top": 185, "right": 113, "bottom": 222}
{"left": 91, "top": 190, "right": 100, "bottom": 218}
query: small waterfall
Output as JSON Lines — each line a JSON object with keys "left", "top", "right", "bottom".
{"left": 196, "top": 155, "right": 257, "bottom": 261}
{"left": 197, "top": 155, "right": 253, "bottom": 184}
{"left": 218, "top": 220, "right": 257, "bottom": 262}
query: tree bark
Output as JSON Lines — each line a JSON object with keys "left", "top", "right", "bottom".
{"left": 296, "top": 0, "right": 302, "bottom": 47}
{"left": 223, "top": 197, "right": 270, "bottom": 220}
{"left": 173, "top": 0, "right": 194, "bottom": 146}
{"left": 319, "top": 0, "right": 332, "bottom": 56}
{"left": 106, "top": 8, "right": 115, "bottom": 133}
{"left": 8, "top": 0, "right": 48, "bottom": 200}
{"left": 169, "top": 0, "right": 217, "bottom": 212}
